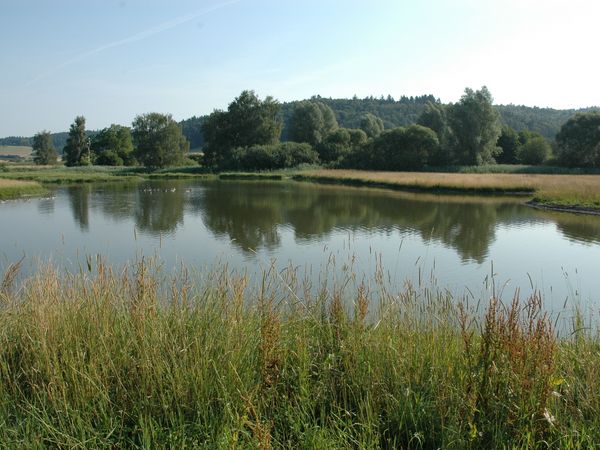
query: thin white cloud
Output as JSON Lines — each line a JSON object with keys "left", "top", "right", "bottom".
{"left": 25, "top": 0, "right": 241, "bottom": 86}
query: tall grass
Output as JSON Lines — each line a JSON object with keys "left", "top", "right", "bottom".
{"left": 0, "top": 258, "right": 598, "bottom": 448}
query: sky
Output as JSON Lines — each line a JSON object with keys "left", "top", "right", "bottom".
{"left": 1, "top": 0, "right": 599, "bottom": 136}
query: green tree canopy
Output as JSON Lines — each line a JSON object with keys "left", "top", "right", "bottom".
{"left": 317, "top": 128, "right": 366, "bottom": 163}
{"left": 417, "top": 102, "right": 454, "bottom": 165}
{"left": 496, "top": 125, "right": 520, "bottom": 164}
{"left": 517, "top": 136, "right": 551, "bottom": 165}
{"left": 359, "top": 113, "right": 384, "bottom": 138}
{"left": 447, "top": 87, "right": 501, "bottom": 165}
{"left": 92, "top": 124, "right": 135, "bottom": 166}
{"left": 63, "top": 116, "right": 90, "bottom": 166}
{"left": 556, "top": 111, "right": 600, "bottom": 167}
{"left": 288, "top": 101, "right": 338, "bottom": 146}
{"left": 32, "top": 130, "right": 58, "bottom": 165}
{"left": 202, "top": 90, "right": 282, "bottom": 167}
{"left": 132, "top": 113, "right": 189, "bottom": 169}
{"left": 365, "top": 125, "right": 439, "bottom": 170}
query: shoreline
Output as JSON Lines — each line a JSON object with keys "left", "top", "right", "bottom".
{"left": 2, "top": 166, "right": 600, "bottom": 215}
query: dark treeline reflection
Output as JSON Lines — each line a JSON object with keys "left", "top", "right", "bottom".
{"left": 194, "top": 182, "right": 528, "bottom": 262}
{"left": 66, "top": 180, "right": 600, "bottom": 261}
{"left": 67, "top": 184, "right": 91, "bottom": 231}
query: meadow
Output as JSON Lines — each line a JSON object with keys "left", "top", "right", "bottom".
{"left": 0, "top": 258, "right": 598, "bottom": 448}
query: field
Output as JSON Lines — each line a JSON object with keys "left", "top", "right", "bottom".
{"left": 0, "top": 145, "right": 32, "bottom": 157}
{"left": 0, "top": 259, "right": 597, "bottom": 448}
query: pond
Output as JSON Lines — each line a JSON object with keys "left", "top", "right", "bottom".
{"left": 1, "top": 179, "right": 599, "bottom": 313}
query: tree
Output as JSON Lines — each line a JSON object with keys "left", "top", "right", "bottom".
{"left": 92, "top": 124, "right": 135, "bottom": 166}
{"left": 317, "top": 128, "right": 366, "bottom": 163}
{"left": 447, "top": 87, "right": 502, "bottom": 165}
{"left": 63, "top": 116, "right": 90, "bottom": 166}
{"left": 132, "top": 113, "right": 189, "bottom": 169}
{"left": 364, "top": 125, "right": 439, "bottom": 171}
{"left": 496, "top": 125, "right": 520, "bottom": 164}
{"left": 359, "top": 113, "right": 384, "bottom": 138}
{"left": 517, "top": 136, "right": 551, "bottom": 165}
{"left": 288, "top": 101, "right": 338, "bottom": 146}
{"left": 417, "top": 101, "right": 454, "bottom": 165}
{"left": 202, "top": 90, "right": 283, "bottom": 167}
{"left": 32, "top": 130, "right": 58, "bottom": 165}
{"left": 556, "top": 111, "right": 600, "bottom": 167}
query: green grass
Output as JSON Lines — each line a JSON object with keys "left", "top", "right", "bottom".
{"left": 0, "top": 258, "right": 598, "bottom": 448}
{"left": 0, "top": 167, "right": 142, "bottom": 184}
{"left": 0, "top": 179, "right": 48, "bottom": 200}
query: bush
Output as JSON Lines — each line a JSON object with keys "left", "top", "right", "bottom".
{"left": 347, "top": 125, "right": 439, "bottom": 171}
{"left": 225, "top": 142, "right": 319, "bottom": 171}
{"left": 556, "top": 111, "right": 600, "bottom": 167}
{"left": 95, "top": 150, "right": 124, "bottom": 166}
{"left": 517, "top": 137, "right": 551, "bottom": 165}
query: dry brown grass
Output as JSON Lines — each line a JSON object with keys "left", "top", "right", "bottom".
{"left": 0, "top": 145, "right": 32, "bottom": 157}
{"left": 297, "top": 169, "right": 600, "bottom": 208}
{"left": 0, "top": 178, "right": 40, "bottom": 188}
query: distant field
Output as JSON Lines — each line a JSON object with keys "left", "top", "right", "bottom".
{"left": 0, "top": 145, "right": 32, "bottom": 157}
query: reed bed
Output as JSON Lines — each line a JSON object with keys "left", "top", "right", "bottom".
{"left": 0, "top": 258, "right": 598, "bottom": 448}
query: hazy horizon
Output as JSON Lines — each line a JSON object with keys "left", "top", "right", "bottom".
{"left": 2, "top": 0, "right": 600, "bottom": 136}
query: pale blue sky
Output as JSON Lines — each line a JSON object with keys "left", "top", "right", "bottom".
{"left": 1, "top": 0, "right": 599, "bottom": 136}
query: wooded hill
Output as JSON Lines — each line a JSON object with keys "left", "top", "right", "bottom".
{"left": 1, "top": 97, "right": 597, "bottom": 151}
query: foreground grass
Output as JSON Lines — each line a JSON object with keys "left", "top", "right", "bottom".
{"left": 0, "top": 259, "right": 598, "bottom": 448}
{"left": 294, "top": 169, "right": 600, "bottom": 211}
{"left": 0, "top": 178, "right": 48, "bottom": 200}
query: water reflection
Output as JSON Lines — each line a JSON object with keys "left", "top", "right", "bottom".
{"left": 135, "top": 182, "right": 185, "bottom": 236}
{"left": 67, "top": 184, "right": 91, "bottom": 231}
{"left": 64, "top": 180, "right": 600, "bottom": 262}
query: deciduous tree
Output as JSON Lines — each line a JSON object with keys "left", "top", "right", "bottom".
{"left": 202, "top": 90, "right": 282, "bottom": 167}
{"left": 92, "top": 124, "right": 135, "bottom": 166}
{"left": 288, "top": 101, "right": 338, "bottom": 146}
{"left": 63, "top": 116, "right": 89, "bottom": 166}
{"left": 32, "top": 130, "right": 58, "bottom": 165}
{"left": 447, "top": 87, "right": 501, "bottom": 165}
{"left": 132, "top": 113, "right": 189, "bottom": 169}
{"left": 556, "top": 111, "right": 600, "bottom": 167}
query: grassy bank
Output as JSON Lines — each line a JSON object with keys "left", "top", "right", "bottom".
{"left": 0, "top": 259, "right": 598, "bottom": 448}
{"left": 0, "top": 167, "right": 141, "bottom": 184}
{"left": 0, "top": 179, "right": 48, "bottom": 200}
{"left": 294, "top": 169, "right": 600, "bottom": 211}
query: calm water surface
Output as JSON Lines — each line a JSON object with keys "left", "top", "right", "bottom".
{"left": 1, "top": 179, "right": 599, "bottom": 313}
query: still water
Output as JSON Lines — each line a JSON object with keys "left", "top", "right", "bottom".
{"left": 1, "top": 179, "right": 599, "bottom": 313}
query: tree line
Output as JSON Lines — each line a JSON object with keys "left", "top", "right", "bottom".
{"left": 31, "top": 88, "right": 600, "bottom": 170}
